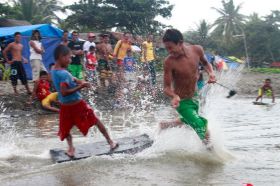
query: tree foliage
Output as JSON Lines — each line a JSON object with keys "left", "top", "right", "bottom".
{"left": 64, "top": 0, "right": 173, "bottom": 34}
{"left": 212, "top": 0, "right": 246, "bottom": 43}
{"left": 1, "top": 0, "right": 62, "bottom": 24}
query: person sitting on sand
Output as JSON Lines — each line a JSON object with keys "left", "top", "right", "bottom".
{"left": 28, "top": 70, "right": 59, "bottom": 112}
{"left": 255, "top": 78, "right": 275, "bottom": 103}
{"left": 51, "top": 45, "right": 118, "bottom": 157}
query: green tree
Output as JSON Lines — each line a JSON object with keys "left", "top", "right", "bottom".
{"left": 65, "top": 0, "right": 173, "bottom": 34}
{"left": 184, "top": 20, "right": 213, "bottom": 48}
{"left": 212, "top": 0, "right": 246, "bottom": 43}
{"left": 7, "top": 0, "right": 62, "bottom": 24}
{"left": 240, "top": 12, "right": 280, "bottom": 67}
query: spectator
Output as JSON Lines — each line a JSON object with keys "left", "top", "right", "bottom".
{"left": 67, "top": 31, "right": 84, "bottom": 79}
{"left": 29, "top": 30, "right": 46, "bottom": 81}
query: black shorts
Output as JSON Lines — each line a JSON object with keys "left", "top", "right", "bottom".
{"left": 10, "top": 61, "right": 28, "bottom": 86}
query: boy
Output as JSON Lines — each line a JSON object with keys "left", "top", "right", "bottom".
{"left": 3, "top": 32, "right": 31, "bottom": 95}
{"left": 28, "top": 70, "right": 59, "bottom": 112}
{"left": 123, "top": 49, "right": 136, "bottom": 82}
{"left": 51, "top": 45, "right": 117, "bottom": 157}
{"left": 255, "top": 78, "right": 275, "bottom": 103}
{"left": 85, "top": 46, "right": 98, "bottom": 84}
{"left": 160, "top": 29, "right": 216, "bottom": 145}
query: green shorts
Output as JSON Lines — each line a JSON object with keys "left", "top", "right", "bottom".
{"left": 68, "top": 64, "right": 83, "bottom": 79}
{"left": 176, "top": 98, "right": 207, "bottom": 140}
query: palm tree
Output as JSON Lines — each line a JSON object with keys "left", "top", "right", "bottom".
{"left": 11, "top": 0, "right": 62, "bottom": 24}
{"left": 212, "top": 0, "right": 246, "bottom": 43}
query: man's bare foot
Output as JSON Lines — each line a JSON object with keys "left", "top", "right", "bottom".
{"left": 66, "top": 147, "right": 75, "bottom": 157}
{"left": 109, "top": 141, "right": 119, "bottom": 150}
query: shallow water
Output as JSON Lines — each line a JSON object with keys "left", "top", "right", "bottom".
{"left": 1, "top": 94, "right": 279, "bottom": 186}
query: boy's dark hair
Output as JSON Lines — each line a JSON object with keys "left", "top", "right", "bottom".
{"left": 265, "top": 78, "right": 271, "bottom": 82}
{"left": 14, "top": 32, "right": 21, "bottom": 37}
{"left": 89, "top": 45, "right": 95, "bottom": 51}
{"left": 162, "top": 29, "right": 184, "bottom": 44}
{"left": 39, "top": 70, "right": 48, "bottom": 77}
{"left": 54, "top": 45, "right": 71, "bottom": 60}
{"left": 63, "top": 30, "right": 68, "bottom": 34}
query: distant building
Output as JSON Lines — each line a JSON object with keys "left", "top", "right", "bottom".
{"left": 270, "top": 62, "right": 280, "bottom": 68}
{"left": 0, "top": 18, "right": 31, "bottom": 27}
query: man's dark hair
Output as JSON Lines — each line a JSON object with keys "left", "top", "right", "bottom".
{"left": 14, "top": 32, "right": 21, "bottom": 37}
{"left": 162, "top": 29, "right": 184, "bottom": 44}
{"left": 54, "top": 45, "right": 71, "bottom": 60}
{"left": 63, "top": 30, "right": 68, "bottom": 34}
{"left": 72, "top": 31, "right": 78, "bottom": 35}
{"left": 39, "top": 70, "right": 48, "bottom": 77}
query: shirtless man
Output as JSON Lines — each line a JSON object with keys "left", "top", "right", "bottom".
{"left": 160, "top": 29, "right": 216, "bottom": 145}
{"left": 96, "top": 34, "right": 113, "bottom": 87}
{"left": 3, "top": 32, "right": 31, "bottom": 95}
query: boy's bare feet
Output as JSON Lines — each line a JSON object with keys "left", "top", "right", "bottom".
{"left": 66, "top": 147, "right": 75, "bottom": 157}
{"left": 109, "top": 141, "right": 119, "bottom": 150}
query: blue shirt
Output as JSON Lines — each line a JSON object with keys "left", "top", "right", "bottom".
{"left": 123, "top": 56, "right": 136, "bottom": 72}
{"left": 51, "top": 69, "right": 82, "bottom": 104}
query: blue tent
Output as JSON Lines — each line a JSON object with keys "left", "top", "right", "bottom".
{"left": 0, "top": 24, "right": 63, "bottom": 79}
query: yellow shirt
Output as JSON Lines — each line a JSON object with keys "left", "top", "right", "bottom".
{"left": 113, "top": 40, "right": 131, "bottom": 60}
{"left": 141, "top": 41, "right": 155, "bottom": 62}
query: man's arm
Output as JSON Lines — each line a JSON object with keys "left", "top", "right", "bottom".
{"left": 3, "top": 44, "right": 12, "bottom": 64}
{"left": 142, "top": 42, "right": 147, "bottom": 62}
{"left": 271, "top": 88, "right": 275, "bottom": 103}
{"left": 196, "top": 45, "right": 216, "bottom": 83}
{"left": 113, "top": 40, "right": 121, "bottom": 57}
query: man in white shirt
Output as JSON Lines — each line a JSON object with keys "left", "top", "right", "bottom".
{"left": 83, "top": 33, "right": 96, "bottom": 54}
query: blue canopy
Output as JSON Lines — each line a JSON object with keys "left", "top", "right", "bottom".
{"left": 0, "top": 24, "right": 63, "bottom": 79}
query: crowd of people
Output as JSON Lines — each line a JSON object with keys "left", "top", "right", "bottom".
{"left": 0, "top": 30, "right": 159, "bottom": 110}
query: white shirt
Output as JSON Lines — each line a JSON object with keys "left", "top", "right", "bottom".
{"left": 29, "top": 40, "right": 42, "bottom": 60}
{"left": 83, "top": 41, "right": 96, "bottom": 52}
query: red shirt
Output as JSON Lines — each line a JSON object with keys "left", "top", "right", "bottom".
{"left": 36, "top": 79, "right": 51, "bottom": 101}
{"left": 86, "top": 53, "right": 97, "bottom": 70}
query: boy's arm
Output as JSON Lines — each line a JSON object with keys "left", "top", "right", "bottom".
{"left": 163, "top": 58, "right": 180, "bottom": 108}
{"left": 142, "top": 43, "right": 147, "bottom": 62}
{"left": 60, "top": 82, "right": 89, "bottom": 97}
{"left": 196, "top": 45, "right": 216, "bottom": 83}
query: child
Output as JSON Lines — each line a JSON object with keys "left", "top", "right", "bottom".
{"left": 28, "top": 70, "right": 59, "bottom": 112}
{"left": 255, "top": 78, "right": 275, "bottom": 103}
{"left": 123, "top": 49, "right": 136, "bottom": 82}
{"left": 85, "top": 46, "right": 98, "bottom": 84}
{"left": 51, "top": 45, "right": 118, "bottom": 157}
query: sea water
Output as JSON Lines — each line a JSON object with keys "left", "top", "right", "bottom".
{"left": 1, "top": 68, "right": 280, "bottom": 185}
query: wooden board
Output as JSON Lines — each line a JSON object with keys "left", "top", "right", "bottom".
{"left": 253, "top": 101, "right": 270, "bottom": 106}
{"left": 50, "top": 134, "right": 153, "bottom": 163}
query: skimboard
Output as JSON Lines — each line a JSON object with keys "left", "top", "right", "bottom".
{"left": 50, "top": 134, "right": 153, "bottom": 163}
{"left": 253, "top": 101, "right": 270, "bottom": 106}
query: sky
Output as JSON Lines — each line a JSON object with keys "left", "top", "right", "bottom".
{"left": 64, "top": 0, "right": 280, "bottom": 32}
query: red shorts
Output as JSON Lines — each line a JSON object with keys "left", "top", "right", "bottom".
{"left": 58, "top": 100, "right": 98, "bottom": 141}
